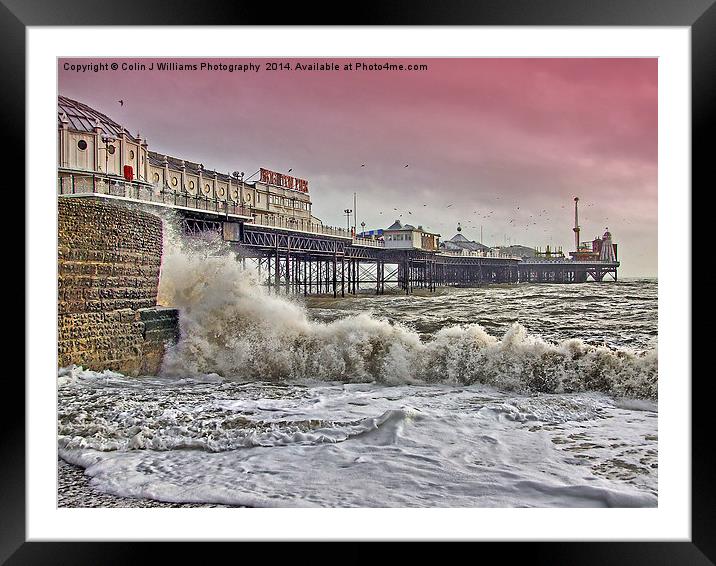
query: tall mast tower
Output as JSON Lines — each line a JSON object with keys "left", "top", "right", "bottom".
{"left": 573, "top": 197, "right": 580, "bottom": 251}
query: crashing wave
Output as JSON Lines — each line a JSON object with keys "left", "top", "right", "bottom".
{"left": 154, "top": 226, "right": 657, "bottom": 399}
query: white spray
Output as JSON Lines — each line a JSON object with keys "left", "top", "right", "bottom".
{"left": 156, "top": 220, "right": 657, "bottom": 398}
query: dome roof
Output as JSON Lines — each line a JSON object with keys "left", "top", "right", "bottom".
{"left": 58, "top": 95, "right": 137, "bottom": 141}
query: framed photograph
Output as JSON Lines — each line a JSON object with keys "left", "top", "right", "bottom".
{"left": 10, "top": 0, "right": 708, "bottom": 562}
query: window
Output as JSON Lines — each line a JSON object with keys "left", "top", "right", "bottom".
{"left": 77, "top": 139, "right": 87, "bottom": 150}
{"left": 204, "top": 183, "right": 211, "bottom": 194}
{"left": 153, "top": 172, "right": 160, "bottom": 183}
{"left": 129, "top": 149, "right": 135, "bottom": 160}
{"left": 189, "top": 180, "right": 195, "bottom": 190}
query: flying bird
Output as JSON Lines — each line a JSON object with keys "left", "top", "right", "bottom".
{"left": 118, "top": 100, "right": 124, "bottom": 106}
{"left": 288, "top": 168, "right": 292, "bottom": 173}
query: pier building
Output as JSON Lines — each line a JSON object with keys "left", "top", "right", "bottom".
{"left": 58, "top": 95, "right": 150, "bottom": 183}
{"left": 441, "top": 232, "right": 492, "bottom": 255}
{"left": 58, "top": 95, "right": 322, "bottom": 233}
{"left": 383, "top": 221, "right": 440, "bottom": 251}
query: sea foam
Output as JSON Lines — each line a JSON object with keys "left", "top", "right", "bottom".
{"left": 155, "top": 223, "right": 657, "bottom": 399}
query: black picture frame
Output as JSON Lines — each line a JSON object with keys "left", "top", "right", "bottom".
{"left": 7, "top": 0, "right": 708, "bottom": 562}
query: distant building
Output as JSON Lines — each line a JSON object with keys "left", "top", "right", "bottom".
{"left": 568, "top": 229, "right": 618, "bottom": 262}
{"left": 440, "top": 232, "right": 491, "bottom": 254}
{"left": 498, "top": 245, "right": 538, "bottom": 259}
{"left": 383, "top": 220, "right": 440, "bottom": 251}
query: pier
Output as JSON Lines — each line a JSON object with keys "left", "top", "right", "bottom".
{"left": 56, "top": 94, "right": 619, "bottom": 296}
{"left": 57, "top": 171, "right": 618, "bottom": 296}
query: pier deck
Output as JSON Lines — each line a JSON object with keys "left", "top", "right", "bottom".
{"left": 58, "top": 179, "right": 618, "bottom": 296}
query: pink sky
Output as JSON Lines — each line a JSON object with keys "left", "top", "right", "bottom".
{"left": 59, "top": 58, "right": 657, "bottom": 276}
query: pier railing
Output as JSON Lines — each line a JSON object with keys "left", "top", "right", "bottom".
{"left": 439, "top": 249, "right": 521, "bottom": 260}
{"left": 520, "top": 257, "right": 619, "bottom": 265}
{"left": 58, "top": 169, "right": 251, "bottom": 217}
{"left": 351, "top": 236, "right": 385, "bottom": 248}
{"left": 250, "top": 214, "right": 349, "bottom": 238}
{"left": 58, "top": 169, "right": 372, "bottom": 242}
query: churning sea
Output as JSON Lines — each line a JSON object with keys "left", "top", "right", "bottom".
{"left": 58, "top": 235, "right": 657, "bottom": 508}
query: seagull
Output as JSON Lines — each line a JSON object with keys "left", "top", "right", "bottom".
{"left": 447, "top": 204, "right": 453, "bottom": 208}
{"left": 118, "top": 100, "right": 124, "bottom": 106}
{"left": 361, "top": 164, "right": 366, "bottom": 167}
{"left": 288, "top": 168, "right": 292, "bottom": 173}
{"left": 404, "top": 164, "right": 409, "bottom": 167}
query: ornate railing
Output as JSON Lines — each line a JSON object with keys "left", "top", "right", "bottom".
{"left": 57, "top": 169, "right": 367, "bottom": 241}
{"left": 57, "top": 169, "right": 250, "bottom": 217}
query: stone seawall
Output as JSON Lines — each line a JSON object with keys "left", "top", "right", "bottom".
{"left": 58, "top": 197, "right": 179, "bottom": 375}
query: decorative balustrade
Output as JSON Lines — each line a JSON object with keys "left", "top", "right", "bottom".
{"left": 58, "top": 169, "right": 368, "bottom": 241}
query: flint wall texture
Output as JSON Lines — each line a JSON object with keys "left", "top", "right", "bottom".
{"left": 58, "top": 197, "right": 178, "bottom": 375}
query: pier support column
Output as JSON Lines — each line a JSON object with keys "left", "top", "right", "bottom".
{"left": 333, "top": 251, "right": 338, "bottom": 298}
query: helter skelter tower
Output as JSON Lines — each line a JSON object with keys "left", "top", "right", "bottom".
{"left": 573, "top": 197, "right": 581, "bottom": 251}
{"left": 599, "top": 228, "right": 617, "bottom": 262}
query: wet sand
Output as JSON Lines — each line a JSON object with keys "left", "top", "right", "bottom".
{"left": 58, "top": 458, "right": 240, "bottom": 508}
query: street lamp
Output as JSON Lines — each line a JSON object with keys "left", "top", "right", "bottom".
{"left": 99, "top": 134, "right": 117, "bottom": 176}
{"left": 360, "top": 221, "right": 366, "bottom": 237}
{"left": 344, "top": 209, "right": 353, "bottom": 233}
{"left": 232, "top": 170, "right": 246, "bottom": 216}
